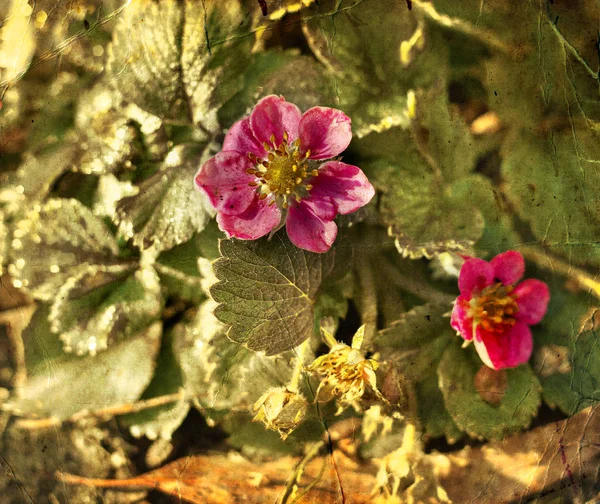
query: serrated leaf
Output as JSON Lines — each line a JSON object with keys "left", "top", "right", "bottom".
{"left": 536, "top": 289, "right": 600, "bottom": 415}
{"left": 371, "top": 89, "right": 484, "bottom": 258}
{"left": 211, "top": 233, "right": 343, "bottom": 355}
{"left": 172, "top": 300, "right": 296, "bottom": 413}
{"left": 8, "top": 322, "right": 162, "bottom": 420}
{"left": 303, "top": 0, "right": 442, "bottom": 136}
{"left": 8, "top": 199, "right": 126, "bottom": 301}
{"left": 115, "top": 145, "right": 214, "bottom": 252}
{"left": 375, "top": 303, "right": 453, "bottom": 381}
{"left": 416, "top": 375, "right": 463, "bottom": 443}
{"left": 503, "top": 130, "right": 600, "bottom": 267}
{"left": 121, "top": 330, "right": 190, "bottom": 441}
{"left": 106, "top": 0, "right": 253, "bottom": 129}
{"left": 437, "top": 342, "right": 541, "bottom": 440}
{"left": 49, "top": 264, "right": 163, "bottom": 356}
{"left": 218, "top": 52, "right": 338, "bottom": 128}
{"left": 1, "top": 146, "right": 79, "bottom": 208}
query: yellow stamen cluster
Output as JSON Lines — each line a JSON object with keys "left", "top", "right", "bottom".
{"left": 468, "top": 282, "right": 519, "bottom": 335}
{"left": 246, "top": 131, "right": 318, "bottom": 208}
{"left": 308, "top": 326, "right": 382, "bottom": 414}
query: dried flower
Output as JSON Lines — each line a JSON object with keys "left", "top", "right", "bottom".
{"left": 451, "top": 250, "right": 550, "bottom": 370}
{"left": 252, "top": 386, "right": 307, "bottom": 440}
{"left": 372, "top": 423, "right": 451, "bottom": 503}
{"left": 194, "top": 95, "right": 375, "bottom": 253}
{"left": 308, "top": 326, "right": 381, "bottom": 413}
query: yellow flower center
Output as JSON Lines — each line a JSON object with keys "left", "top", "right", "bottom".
{"left": 467, "top": 282, "right": 519, "bottom": 335}
{"left": 247, "top": 132, "right": 318, "bottom": 208}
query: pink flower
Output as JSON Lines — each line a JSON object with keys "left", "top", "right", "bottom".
{"left": 194, "top": 95, "right": 375, "bottom": 253}
{"left": 451, "top": 251, "right": 550, "bottom": 370}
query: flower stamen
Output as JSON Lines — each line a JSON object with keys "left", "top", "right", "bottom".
{"left": 247, "top": 131, "right": 316, "bottom": 207}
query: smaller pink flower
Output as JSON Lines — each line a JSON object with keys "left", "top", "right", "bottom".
{"left": 194, "top": 95, "right": 375, "bottom": 253}
{"left": 451, "top": 250, "right": 550, "bottom": 370}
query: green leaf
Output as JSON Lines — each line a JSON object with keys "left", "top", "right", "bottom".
{"left": 303, "top": 0, "right": 444, "bottom": 136}
{"left": 8, "top": 198, "right": 125, "bottom": 301}
{"left": 536, "top": 289, "right": 600, "bottom": 415}
{"left": 437, "top": 342, "right": 541, "bottom": 439}
{"left": 106, "top": 0, "right": 253, "bottom": 129}
{"left": 48, "top": 263, "right": 163, "bottom": 356}
{"left": 120, "top": 330, "right": 190, "bottom": 441}
{"left": 451, "top": 174, "right": 520, "bottom": 257}
{"left": 375, "top": 303, "right": 453, "bottom": 381}
{"left": 218, "top": 52, "right": 337, "bottom": 128}
{"left": 172, "top": 300, "right": 296, "bottom": 413}
{"left": 416, "top": 375, "right": 463, "bottom": 443}
{"left": 8, "top": 322, "right": 162, "bottom": 420}
{"left": 211, "top": 233, "right": 344, "bottom": 355}
{"left": 115, "top": 145, "right": 215, "bottom": 252}
{"left": 371, "top": 89, "right": 484, "bottom": 259}
{"left": 502, "top": 130, "right": 600, "bottom": 267}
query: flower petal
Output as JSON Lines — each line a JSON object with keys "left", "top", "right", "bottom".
{"left": 308, "top": 161, "right": 375, "bottom": 216}
{"left": 490, "top": 250, "right": 525, "bottom": 285}
{"left": 458, "top": 258, "right": 494, "bottom": 298}
{"left": 286, "top": 201, "right": 338, "bottom": 253}
{"left": 474, "top": 321, "right": 533, "bottom": 370}
{"left": 250, "top": 95, "right": 302, "bottom": 146}
{"left": 216, "top": 196, "right": 281, "bottom": 240}
{"left": 514, "top": 279, "right": 550, "bottom": 325}
{"left": 451, "top": 297, "right": 474, "bottom": 340}
{"left": 194, "top": 152, "right": 255, "bottom": 215}
{"left": 223, "top": 117, "right": 267, "bottom": 158}
{"left": 298, "top": 107, "right": 352, "bottom": 160}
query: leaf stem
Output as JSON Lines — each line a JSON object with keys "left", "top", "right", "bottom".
{"left": 354, "top": 250, "right": 379, "bottom": 349}
{"left": 379, "top": 256, "right": 455, "bottom": 305}
{"left": 281, "top": 440, "right": 326, "bottom": 504}
{"left": 519, "top": 245, "right": 600, "bottom": 299}
{"left": 288, "top": 339, "right": 309, "bottom": 393}
{"left": 56, "top": 471, "right": 151, "bottom": 491}
{"left": 13, "top": 389, "right": 188, "bottom": 430}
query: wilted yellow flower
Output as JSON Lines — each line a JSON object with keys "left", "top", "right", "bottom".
{"left": 308, "top": 325, "right": 382, "bottom": 414}
{"left": 252, "top": 386, "right": 307, "bottom": 440}
{"left": 373, "top": 424, "right": 451, "bottom": 503}
{"left": 363, "top": 405, "right": 394, "bottom": 442}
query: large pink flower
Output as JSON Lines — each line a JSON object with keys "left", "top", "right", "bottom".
{"left": 194, "top": 95, "right": 375, "bottom": 253}
{"left": 450, "top": 251, "right": 550, "bottom": 370}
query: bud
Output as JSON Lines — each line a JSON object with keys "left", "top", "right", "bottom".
{"left": 252, "top": 387, "right": 307, "bottom": 440}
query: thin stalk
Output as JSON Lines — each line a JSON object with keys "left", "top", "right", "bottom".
{"left": 288, "top": 339, "right": 309, "bottom": 393}
{"left": 519, "top": 245, "right": 600, "bottom": 299}
{"left": 379, "top": 256, "right": 455, "bottom": 305}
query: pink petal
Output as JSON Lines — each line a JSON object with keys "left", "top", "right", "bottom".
{"left": 513, "top": 279, "right": 550, "bottom": 325}
{"left": 474, "top": 322, "right": 533, "bottom": 370}
{"left": 298, "top": 107, "right": 352, "bottom": 160}
{"left": 250, "top": 95, "right": 302, "bottom": 147}
{"left": 490, "top": 250, "right": 525, "bottom": 286}
{"left": 308, "top": 161, "right": 375, "bottom": 216}
{"left": 194, "top": 152, "right": 255, "bottom": 215}
{"left": 223, "top": 117, "right": 267, "bottom": 159}
{"left": 216, "top": 197, "right": 281, "bottom": 240}
{"left": 451, "top": 297, "right": 474, "bottom": 340}
{"left": 458, "top": 258, "right": 494, "bottom": 298}
{"left": 286, "top": 201, "right": 338, "bottom": 253}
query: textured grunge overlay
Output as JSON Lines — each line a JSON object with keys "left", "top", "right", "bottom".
{"left": 0, "top": 1, "right": 599, "bottom": 503}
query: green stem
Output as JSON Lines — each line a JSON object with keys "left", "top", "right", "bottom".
{"left": 519, "top": 245, "right": 600, "bottom": 300}
{"left": 281, "top": 441, "right": 326, "bottom": 504}
{"left": 354, "top": 250, "right": 379, "bottom": 349}
{"left": 379, "top": 256, "right": 455, "bottom": 305}
{"left": 288, "top": 340, "right": 309, "bottom": 393}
